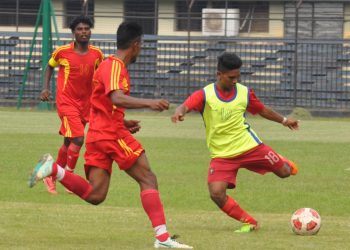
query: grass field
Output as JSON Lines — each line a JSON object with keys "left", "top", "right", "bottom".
{"left": 0, "top": 108, "right": 349, "bottom": 250}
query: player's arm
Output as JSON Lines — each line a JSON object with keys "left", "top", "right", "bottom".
{"left": 258, "top": 106, "right": 299, "bottom": 130}
{"left": 171, "top": 104, "right": 189, "bottom": 123}
{"left": 40, "top": 65, "right": 54, "bottom": 101}
{"left": 106, "top": 61, "right": 168, "bottom": 111}
{"left": 124, "top": 119, "right": 141, "bottom": 134}
{"left": 247, "top": 89, "right": 299, "bottom": 130}
{"left": 171, "top": 89, "right": 204, "bottom": 123}
{"left": 41, "top": 51, "right": 59, "bottom": 101}
{"left": 110, "top": 90, "right": 169, "bottom": 111}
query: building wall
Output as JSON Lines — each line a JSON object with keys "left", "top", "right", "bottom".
{"left": 52, "top": 0, "right": 65, "bottom": 33}
{"left": 344, "top": 3, "right": 350, "bottom": 38}
{"left": 0, "top": 0, "right": 124, "bottom": 35}
{"left": 0, "top": 1, "right": 348, "bottom": 39}
{"left": 158, "top": 1, "right": 284, "bottom": 37}
{"left": 0, "top": 0, "right": 285, "bottom": 37}
{"left": 269, "top": 2, "right": 284, "bottom": 37}
{"left": 53, "top": 0, "right": 124, "bottom": 35}
{"left": 158, "top": 0, "right": 194, "bottom": 36}
{"left": 240, "top": 2, "right": 284, "bottom": 38}
{"left": 94, "top": 0, "right": 123, "bottom": 34}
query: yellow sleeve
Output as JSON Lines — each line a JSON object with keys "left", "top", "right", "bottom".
{"left": 48, "top": 57, "right": 59, "bottom": 67}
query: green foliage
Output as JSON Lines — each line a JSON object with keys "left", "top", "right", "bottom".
{"left": 0, "top": 110, "right": 349, "bottom": 249}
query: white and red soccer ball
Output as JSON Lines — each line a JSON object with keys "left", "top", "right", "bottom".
{"left": 290, "top": 208, "right": 321, "bottom": 235}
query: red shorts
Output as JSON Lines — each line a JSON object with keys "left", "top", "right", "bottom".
{"left": 58, "top": 114, "right": 87, "bottom": 138}
{"left": 208, "top": 144, "right": 284, "bottom": 189}
{"left": 84, "top": 134, "right": 145, "bottom": 175}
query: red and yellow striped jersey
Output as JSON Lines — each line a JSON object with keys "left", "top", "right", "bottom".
{"left": 49, "top": 42, "right": 104, "bottom": 120}
{"left": 87, "top": 55, "right": 131, "bottom": 142}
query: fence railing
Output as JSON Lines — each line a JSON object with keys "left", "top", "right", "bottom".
{"left": 0, "top": 33, "right": 349, "bottom": 111}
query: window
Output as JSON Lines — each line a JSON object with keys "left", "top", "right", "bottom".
{"left": 175, "top": 0, "right": 269, "bottom": 33}
{"left": 64, "top": 0, "right": 95, "bottom": 28}
{"left": 284, "top": 2, "right": 343, "bottom": 39}
{"left": 0, "top": 0, "right": 41, "bottom": 26}
{"left": 124, "top": 0, "right": 158, "bottom": 35}
{"left": 175, "top": 0, "right": 208, "bottom": 31}
{"left": 212, "top": 1, "right": 269, "bottom": 33}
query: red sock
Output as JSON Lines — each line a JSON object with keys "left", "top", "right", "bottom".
{"left": 221, "top": 196, "right": 257, "bottom": 225}
{"left": 60, "top": 170, "right": 93, "bottom": 199}
{"left": 141, "top": 189, "right": 166, "bottom": 227}
{"left": 56, "top": 144, "right": 68, "bottom": 168}
{"left": 51, "top": 163, "right": 58, "bottom": 177}
{"left": 67, "top": 143, "right": 81, "bottom": 171}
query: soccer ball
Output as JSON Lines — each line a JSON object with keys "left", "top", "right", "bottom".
{"left": 290, "top": 208, "right": 321, "bottom": 235}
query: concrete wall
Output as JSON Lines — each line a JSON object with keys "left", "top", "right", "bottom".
{"left": 344, "top": 3, "right": 350, "bottom": 38}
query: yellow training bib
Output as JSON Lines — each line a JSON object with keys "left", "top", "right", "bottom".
{"left": 202, "top": 83, "right": 262, "bottom": 158}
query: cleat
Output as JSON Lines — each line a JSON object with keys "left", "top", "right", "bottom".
{"left": 28, "top": 153, "right": 54, "bottom": 188}
{"left": 43, "top": 176, "right": 58, "bottom": 194}
{"left": 279, "top": 154, "right": 298, "bottom": 175}
{"left": 154, "top": 237, "right": 193, "bottom": 249}
{"left": 234, "top": 223, "right": 259, "bottom": 233}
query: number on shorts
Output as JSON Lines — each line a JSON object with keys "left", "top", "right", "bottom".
{"left": 264, "top": 151, "right": 279, "bottom": 165}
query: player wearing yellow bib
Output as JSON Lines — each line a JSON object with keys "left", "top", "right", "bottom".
{"left": 171, "top": 52, "right": 299, "bottom": 233}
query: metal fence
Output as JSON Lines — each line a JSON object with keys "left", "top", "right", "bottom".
{"left": 1, "top": 0, "right": 350, "bottom": 112}
{"left": 0, "top": 34, "right": 350, "bottom": 111}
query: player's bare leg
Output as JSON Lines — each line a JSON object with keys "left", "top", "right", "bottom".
{"left": 29, "top": 154, "right": 109, "bottom": 204}
{"left": 29, "top": 153, "right": 192, "bottom": 248}
{"left": 208, "top": 181, "right": 258, "bottom": 233}
{"left": 126, "top": 153, "right": 193, "bottom": 249}
{"left": 273, "top": 156, "right": 298, "bottom": 178}
{"left": 278, "top": 154, "right": 298, "bottom": 175}
{"left": 83, "top": 167, "right": 111, "bottom": 205}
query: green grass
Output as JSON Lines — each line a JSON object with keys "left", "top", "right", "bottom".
{"left": 0, "top": 109, "right": 350, "bottom": 249}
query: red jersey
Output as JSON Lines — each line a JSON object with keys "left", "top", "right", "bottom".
{"left": 49, "top": 42, "right": 104, "bottom": 120}
{"left": 86, "top": 55, "right": 131, "bottom": 143}
{"left": 184, "top": 84, "right": 264, "bottom": 114}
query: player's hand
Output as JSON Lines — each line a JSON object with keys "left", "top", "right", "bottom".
{"left": 171, "top": 112, "right": 185, "bottom": 123}
{"left": 149, "top": 99, "right": 169, "bottom": 111}
{"left": 124, "top": 119, "right": 141, "bottom": 134}
{"left": 283, "top": 118, "right": 299, "bottom": 130}
{"left": 40, "top": 89, "right": 51, "bottom": 101}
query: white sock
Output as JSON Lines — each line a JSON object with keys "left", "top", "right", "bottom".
{"left": 154, "top": 224, "right": 167, "bottom": 237}
{"left": 56, "top": 165, "right": 65, "bottom": 181}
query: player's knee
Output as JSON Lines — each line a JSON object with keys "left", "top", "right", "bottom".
{"left": 72, "top": 136, "right": 84, "bottom": 146}
{"left": 88, "top": 195, "right": 106, "bottom": 205}
{"left": 139, "top": 170, "right": 158, "bottom": 189}
{"left": 276, "top": 164, "right": 291, "bottom": 178}
{"left": 209, "top": 191, "right": 226, "bottom": 206}
{"left": 87, "top": 192, "right": 107, "bottom": 205}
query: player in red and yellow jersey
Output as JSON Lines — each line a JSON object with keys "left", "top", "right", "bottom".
{"left": 40, "top": 16, "right": 104, "bottom": 194}
{"left": 29, "top": 21, "right": 192, "bottom": 249}
{"left": 172, "top": 52, "right": 299, "bottom": 233}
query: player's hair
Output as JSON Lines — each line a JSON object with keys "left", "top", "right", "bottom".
{"left": 69, "top": 15, "right": 94, "bottom": 32}
{"left": 116, "top": 21, "right": 143, "bottom": 49}
{"left": 217, "top": 52, "right": 242, "bottom": 72}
